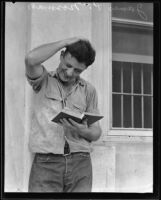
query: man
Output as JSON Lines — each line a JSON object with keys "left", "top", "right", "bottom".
{"left": 25, "top": 37, "right": 102, "bottom": 192}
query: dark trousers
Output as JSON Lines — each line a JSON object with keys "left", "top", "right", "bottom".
{"left": 28, "top": 152, "right": 92, "bottom": 192}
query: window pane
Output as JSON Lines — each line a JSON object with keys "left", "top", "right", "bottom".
{"left": 144, "top": 96, "right": 152, "bottom": 128}
{"left": 112, "top": 26, "right": 153, "bottom": 56}
{"left": 123, "top": 95, "right": 132, "bottom": 128}
{"left": 112, "top": 61, "right": 121, "bottom": 92}
{"left": 113, "top": 94, "right": 121, "bottom": 127}
{"left": 123, "top": 62, "right": 131, "bottom": 93}
{"left": 134, "top": 96, "right": 142, "bottom": 128}
{"left": 133, "top": 63, "right": 141, "bottom": 94}
{"left": 143, "top": 64, "right": 152, "bottom": 94}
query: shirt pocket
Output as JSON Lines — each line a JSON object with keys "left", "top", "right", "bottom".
{"left": 70, "top": 95, "right": 87, "bottom": 113}
{"left": 44, "top": 86, "right": 63, "bottom": 112}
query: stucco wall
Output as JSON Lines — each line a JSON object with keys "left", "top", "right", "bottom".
{"left": 5, "top": 2, "right": 28, "bottom": 191}
{"left": 91, "top": 141, "right": 152, "bottom": 192}
{"left": 115, "top": 143, "right": 153, "bottom": 192}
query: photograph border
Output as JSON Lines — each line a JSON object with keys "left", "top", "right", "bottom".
{"left": 1, "top": 1, "right": 160, "bottom": 199}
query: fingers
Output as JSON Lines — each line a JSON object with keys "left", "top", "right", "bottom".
{"left": 68, "top": 118, "right": 80, "bottom": 127}
{"left": 57, "top": 122, "right": 62, "bottom": 126}
{"left": 66, "top": 37, "right": 88, "bottom": 46}
{"left": 69, "top": 118, "right": 88, "bottom": 129}
{"left": 60, "top": 118, "right": 88, "bottom": 131}
{"left": 77, "top": 37, "right": 89, "bottom": 43}
{"left": 60, "top": 118, "right": 72, "bottom": 127}
{"left": 82, "top": 118, "right": 88, "bottom": 125}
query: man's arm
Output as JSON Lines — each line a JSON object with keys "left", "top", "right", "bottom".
{"left": 60, "top": 118, "right": 102, "bottom": 142}
{"left": 75, "top": 120, "right": 102, "bottom": 141}
{"left": 25, "top": 37, "right": 83, "bottom": 79}
{"left": 79, "top": 122, "right": 102, "bottom": 142}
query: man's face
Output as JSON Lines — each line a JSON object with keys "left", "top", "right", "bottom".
{"left": 57, "top": 52, "right": 87, "bottom": 85}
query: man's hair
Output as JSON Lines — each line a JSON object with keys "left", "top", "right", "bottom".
{"left": 64, "top": 40, "right": 96, "bottom": 67}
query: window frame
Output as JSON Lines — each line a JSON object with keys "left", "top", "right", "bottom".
{"left": 108, "top": 17, "right": 153, "bottom": 137}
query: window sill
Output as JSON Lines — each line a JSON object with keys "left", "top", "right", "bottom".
{"left": 102, "top": 135, "right": 152, "bottom": 143}
{"left": 96, "top": 129, "right": 153, "bottom": 144}
{"left": 107, "top": 129, "right": 153, "bottom": 136}
{"left": 112, "top": 17, "right": 153, "bottom": 30}
{"left": 93, "top": 129, "right": 153, "bottom": 145}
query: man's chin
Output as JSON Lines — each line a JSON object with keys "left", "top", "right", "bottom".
{"left": 62, "top": 78, "right": 75, "bottom": 85}
{"left": 61, "top": 78, "right": 69, "bottom": 83}
{"left": 58, "top": 75, "right": 68, "bottom": 83}
{"left": 59, "top": 75, "right": 75, "bottom": 84}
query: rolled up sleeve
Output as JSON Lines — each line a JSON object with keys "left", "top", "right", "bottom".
{"left": 86, "top": 85, "right": 100, "bottom": 114}
{"left": 26, "top": 66, "right": 48, "bottom": 93}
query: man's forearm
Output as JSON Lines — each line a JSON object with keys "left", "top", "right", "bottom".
{"left": 25, "top": 37, "right": 83, "bottom": 67}
{"left": 79, "top": 125, "right": 102, "bottom": 142}
{"left": 25, "top": 40, "right": 67, "bottom": 66}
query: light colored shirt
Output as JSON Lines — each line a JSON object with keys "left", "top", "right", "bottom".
{"left": 26, "top": 66, "right": 100, "bottom": 154}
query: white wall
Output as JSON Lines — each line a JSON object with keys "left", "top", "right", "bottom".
{"left": 5, "top": 2, "right": 28, "bottom": 191}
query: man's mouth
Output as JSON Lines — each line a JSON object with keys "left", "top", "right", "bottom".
{"left": 63, "top": 75, "right": 70, "bottom": 80}
{"left": 63, "top": 73, "right": 72, "bottom": 81}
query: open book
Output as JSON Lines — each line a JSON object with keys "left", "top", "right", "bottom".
{"left": 51, "top": 107, "right": 103, "bottom": 126}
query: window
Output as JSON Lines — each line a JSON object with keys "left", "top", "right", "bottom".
{"left": 112, "top": 61, "right": 153, "bottom": 129}
{"left": 111, "top": 3, "right": 153, "bottom": 132}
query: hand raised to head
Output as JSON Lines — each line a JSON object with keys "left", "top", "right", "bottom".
{"left": 65, "top": 37, "right": 88, "bottom": 46}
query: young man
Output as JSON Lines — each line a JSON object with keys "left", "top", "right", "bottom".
{"left": 25, "top": 37, "right": 102, "bottom": 192}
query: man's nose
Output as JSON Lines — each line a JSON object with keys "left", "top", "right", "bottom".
{"left": 66, "top": 68, "right": 74, "bottom": 77}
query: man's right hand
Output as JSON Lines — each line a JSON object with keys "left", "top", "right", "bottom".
{"left": 65, "top": 37, "right": 87, "bottom": 46}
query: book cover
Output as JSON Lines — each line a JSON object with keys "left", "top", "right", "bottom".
{"left": 51, "top": 107, "right": 103, "bottom": 125}
{"left": 83, "top": 112, "right": 104, "bottom": 125}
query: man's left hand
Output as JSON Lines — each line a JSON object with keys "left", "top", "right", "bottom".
{"left": 60, "top": 118, "right": 88, "bottom": 137}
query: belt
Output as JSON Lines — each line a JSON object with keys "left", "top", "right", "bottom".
{"left": 36, "top": 141, "right": 89, "bottom": 157}
{"left": 36, "top": 152, "right": 89, "bottom": 157}
{"left": 63, "top": 141, "right": 90, "bottom": 156}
